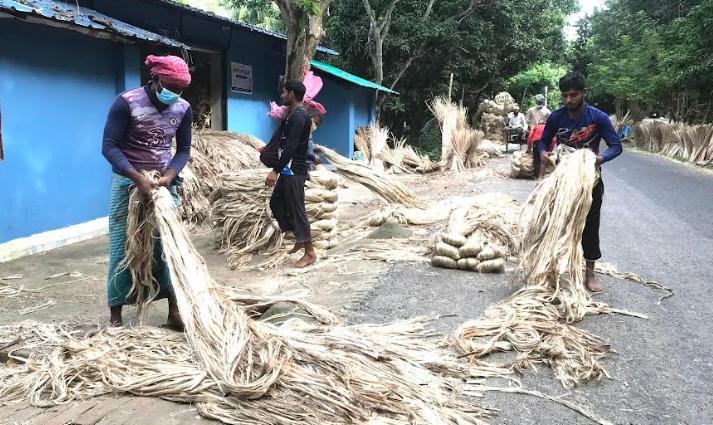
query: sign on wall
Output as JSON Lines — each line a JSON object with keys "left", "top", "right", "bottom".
{"left": 231, "top": 63, "right": 253, "bottom": 94}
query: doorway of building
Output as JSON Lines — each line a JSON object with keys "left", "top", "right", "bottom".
{"left": 141, "top": 47, "right": 224, "bottom": 130}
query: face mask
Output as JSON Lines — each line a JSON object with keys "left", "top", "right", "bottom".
{"left": 156, "top": 87, "right": 181, "bottom": 105}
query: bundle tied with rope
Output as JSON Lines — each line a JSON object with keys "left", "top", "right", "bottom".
{"left": 431, "top": 193, "right": 520, "bottom": 274}
{"left": 452, "top": 148, "right": 645, "bottom": 389}
{"left": 0, "top": 183, "right": 496, "bottom": 425}
{"left": 510, "top": 150, "right": 554, "bottom": 179}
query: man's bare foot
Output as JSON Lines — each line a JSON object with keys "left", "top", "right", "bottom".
{"left": 585, "top": 274, "right": 603, "bottom": 294}
{"left": 289, "top": 242, "right": 304, "bottom": 254}
{"left": 109, "top": 318, "right": 123, "bottom": 327}
{"left": 109, "top": 306, "right": 123, "bottom": 327}
{"left": 294, "top": 252, "right": 317, "bottom": 268}
{"left": 162, "top": 313, "right": 185, "bottom": 332}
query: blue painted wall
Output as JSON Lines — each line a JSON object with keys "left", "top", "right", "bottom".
{"left": 0, "top": 20, "right": 135, "bottom": 243}
{"left": 225, "top": 31, "right": 282, "bottom": 142}
{"left": 314, "top": 75, "right": 375, "bottom": 158}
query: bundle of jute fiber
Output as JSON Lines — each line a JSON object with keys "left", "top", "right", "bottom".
{"left": 211, "top": 169, "right": 285, "bottom": 270}
{"left": 399, "top": 142, "right": 440, "bottom": 173}
{"left": 477, "top": 92, "right": 515, "bottom": 143}
{"left": 354, "top": 124, "right": 389, "bottom": 172}
{"left": 316, "top": 145, "right": 426, "bottom": 209}
{"left": 510, "top": 149, "right": 535, "bottom": 178}
{"left": 0, "top": 186, "right": 496, "bottom": 424}
{"left": 452, "top": 148, "right": 645, "bottom": 389}
{"left": 429, "top": 96, "right": 468, "bottom": 162}
{"left": 177, "top": 131, "right": 264, "bottom": 224}
{"left": 378, "top": 139, "right": 413, "bottom": 175}
{"left": 630, "top": 121, "right": 713, "bottom": 166}
{"left": 431, "top": 193, "right": 520, "bottom": 274}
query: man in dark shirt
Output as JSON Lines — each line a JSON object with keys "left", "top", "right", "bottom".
{"left": 538, "top": 71, "right": 623, "bottom": 294}
{"left": 266, "top": 80, "right": 316, "bottom": 268}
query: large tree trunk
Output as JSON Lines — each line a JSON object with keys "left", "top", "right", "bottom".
{"left": 276, "top": 0, "right": 332, "bottom": 82}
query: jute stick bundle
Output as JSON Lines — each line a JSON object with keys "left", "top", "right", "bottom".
{"left": 631, "top": 121, "right": 713, "bottom": 166}
{"left": 0, "top": 187, "right": 495, "bottom": 424}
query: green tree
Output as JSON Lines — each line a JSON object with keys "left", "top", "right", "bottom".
{"left": 506, "top": 62, "right": 567, "bottom": 108}
{"left": 327, "top": 0, "right": 577, "bottom": 147}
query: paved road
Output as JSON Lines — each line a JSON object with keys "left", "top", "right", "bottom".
{"left": 349, "top": 149, "right": 713, "bottom": 425}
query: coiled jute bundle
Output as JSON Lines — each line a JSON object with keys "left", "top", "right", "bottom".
{"left": 303, "top": 168, "right": 340, "bottom": 250}
{"left": 431, "top": 193, "right": 520, "bottom": 274}
{"left": 0, "top": 186, "right": 495, "bottom": 425}
{"left": 452, "top": 148, "right": 643, "bottom": 389}
{"left": 510, "top": 150, "right": 535, "bottom": 178}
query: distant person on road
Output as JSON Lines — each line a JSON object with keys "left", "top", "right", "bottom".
{"left": 537, "top": 71, "right": 623, "bottom": 294}
{"left": 526, "top": 94, "right": 551, "bottom": 132}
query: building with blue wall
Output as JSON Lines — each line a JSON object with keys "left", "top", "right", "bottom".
{"left": 0, "top": 0, "right": 395, "bottom": 259}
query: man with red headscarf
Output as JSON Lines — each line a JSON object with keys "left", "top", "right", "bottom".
{"left": 101, "top": 55, "right": 192, "bottom": 330}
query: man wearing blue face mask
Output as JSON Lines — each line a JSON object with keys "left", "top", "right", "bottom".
{"left": 101, "top": 55, "right": 193, "bottom": 330}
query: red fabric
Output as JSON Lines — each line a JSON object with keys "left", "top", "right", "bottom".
{"left": 527, "top": 123, "right": 555, "bottom": 150}
{"left": 145, "top": 55, "right": 191, "bottom": 88}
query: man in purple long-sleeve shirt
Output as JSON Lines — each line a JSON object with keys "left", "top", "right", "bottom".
{"left": 101, "top": 55, "right": 193, "bottom": 330}
{"left": 538, "top": 71, "right": 623, "bottom": 294}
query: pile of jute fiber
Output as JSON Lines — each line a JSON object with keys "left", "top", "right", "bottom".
{"left": 431, "top": 193, "right": 520, "bottom": 274}
{"left": 317, "top": 145, "right": 426, "bottom": 208}
{"left": 0, "top": 185, "right": 495, "bottom": 425}
{"left": 178, "top": 130, "right": 264, "bottom": 224}
{"left": 300, "top": 168, "right": 340, "bottom": 250}
{"left": 452, "top": 148, "right": 646, "bottom": 389}
{"left": 477, "top": 92, "right": 516, "bottom": 144}
{"left": 430, "top": 97, "right": 488, "bottom": 171}
{"left": 630, "top": 121, "right": 713, "bottom": 166}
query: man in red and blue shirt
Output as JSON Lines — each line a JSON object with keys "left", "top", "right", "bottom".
{"left": 538, "top": 71, "right": 623, "bottom": 293}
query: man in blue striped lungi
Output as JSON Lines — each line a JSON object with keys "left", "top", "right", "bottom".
{"left": 101, "top": 55, "right": 193, "bottom": 330}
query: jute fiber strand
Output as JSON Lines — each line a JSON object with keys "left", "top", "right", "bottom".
{"left": 178, "top": 130, "right": 264, "bottom": 223}
{"left": 452, "top": 149, "right": 643, "bottom": 389}
{"left": 0, "top": 187, "right": 496, "bottom": 424}
{"left": 431, "top": 193, "right": 520, "bottom": 274}
{"left": 317, "top": 145, "right": 426, "bottom": 209}
{"left": 594, "top": 261, "right": 674, "bottom": 304}
{"left": 211, "top": 169, "right": 285, "bottom": 270}
{"left": 395, "top": 139, "right": 440, "bottom": 174}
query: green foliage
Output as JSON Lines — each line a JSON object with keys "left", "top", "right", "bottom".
{"left": 506, "top": 62, "right": 567, "bottom": 107}
{"left": 575, "top": 0, "right": 713, "bottom": 123}
{"left": 326, "top": 0, "right": 578, "bottom": 143}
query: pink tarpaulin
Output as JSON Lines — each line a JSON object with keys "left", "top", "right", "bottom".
{"left": 268, "top": 69, "right": 326, "bottom": 121}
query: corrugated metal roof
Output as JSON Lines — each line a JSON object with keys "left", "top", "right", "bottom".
{"left": 0, "top": 0, "right": 188, "bottom": 48}
{"left": 145, "top": 0, "right": 338, "bottom": 55}
{"left": 311, "top": 60, "right": 398, "bottom": 94}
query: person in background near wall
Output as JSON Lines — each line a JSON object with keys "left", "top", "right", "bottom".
{"left": 266, "top": 80, "right": 317, "bottom": 268}
{"left": 537, "top": 71, "right": 622, "bottom": 294}
{"left": 507, "top": 105, "right": 528, "bottom": 131}
{"left": 101, "top": 55, "right": 193, "bottom": 330}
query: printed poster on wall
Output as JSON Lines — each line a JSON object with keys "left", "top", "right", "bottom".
{"left": 231, "top": 63, "right": 253, "bottom": 94}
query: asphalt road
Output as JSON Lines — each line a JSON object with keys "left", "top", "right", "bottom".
{"left": 349, "top": 149, "right": 713, "bottom": 425}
